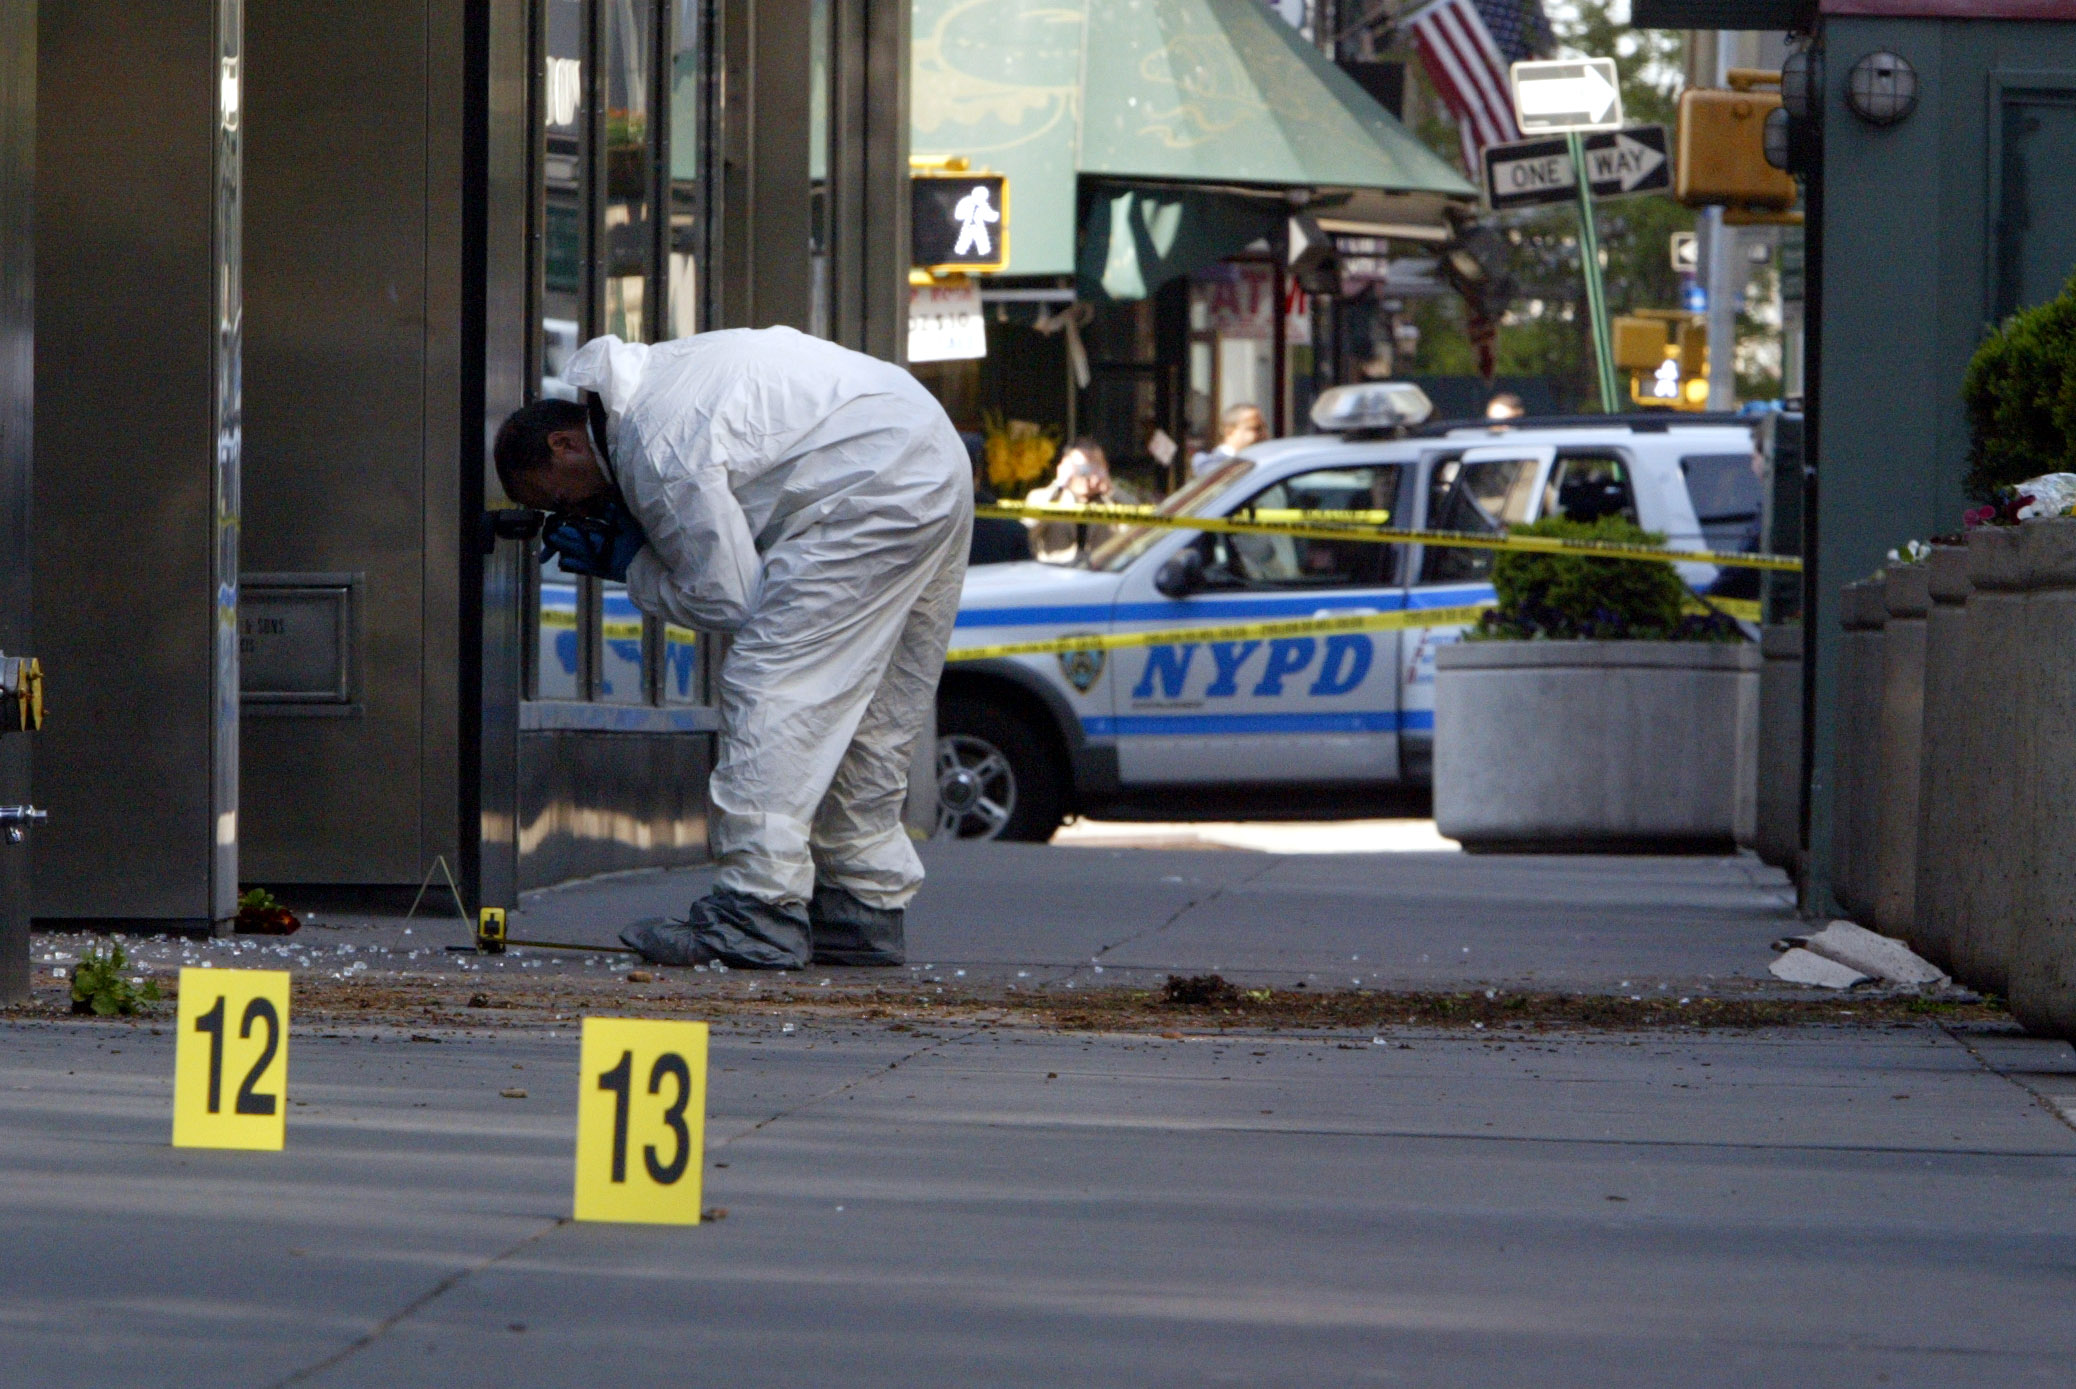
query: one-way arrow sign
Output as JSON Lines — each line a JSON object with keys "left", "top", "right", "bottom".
{"left": 1482, "top": 126, "right": 1671, "bottom": 211}
{"left": 1509, "top": 57, "right": 1624, "bottom": 135}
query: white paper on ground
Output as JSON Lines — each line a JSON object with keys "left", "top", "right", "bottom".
{"left": 1805, "top": 920, "right": 1949, "bottom": 988}
{"left": 1769, "top": 947, "right": 1873, "bottom": 990}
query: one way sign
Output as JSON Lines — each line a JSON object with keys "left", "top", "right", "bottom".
{"left": 1481, "top": 126, "right": 1672, "bottom": 211}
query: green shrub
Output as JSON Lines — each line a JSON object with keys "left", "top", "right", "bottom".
{"left": 1473, "top": 516, "right": 1739, "bottom": 642}
{"left": 70, "top": 939, "right": 161, "bottom": 1017}
{"left": 1963, "top": 274, "right": 2076, "bottom": 498}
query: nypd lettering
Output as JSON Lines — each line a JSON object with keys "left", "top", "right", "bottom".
{"left": 1128, "top": 635, "right": 1378, "bottom": 704}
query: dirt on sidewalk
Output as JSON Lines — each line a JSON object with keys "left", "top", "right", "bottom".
{"left": 7, "top": 967, "right": 2011, "bottom": 1037}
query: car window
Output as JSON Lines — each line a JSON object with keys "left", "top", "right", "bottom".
{"left": 1542, "top": 453, "right": 1639, "bottom": 525}
{"left": 1205, "top": 464, "right": 1404, "bottom": 589}
{"left": 1681, "top": 452, "right": 1763, "bottom": 551}
{"left": 1420, "top": 453, "right": 1540, "bottom": 584}
{"left": 1089, "top": 457, "right": 1255, "bottom": 573}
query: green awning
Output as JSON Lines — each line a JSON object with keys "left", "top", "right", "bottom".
{"left": 1077, "top": 184, "right": 1286, "bottom": 301}
{"left": 911, "top": 0, "right": 1477, "bottom": 278}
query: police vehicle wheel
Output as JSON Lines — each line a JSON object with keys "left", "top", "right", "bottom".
{"left": 935, "top": 698, "right": 1064, "bottom": 842}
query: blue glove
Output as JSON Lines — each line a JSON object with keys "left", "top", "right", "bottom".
{"left": 540, "top": 496, "right": 647, "bottom": 583}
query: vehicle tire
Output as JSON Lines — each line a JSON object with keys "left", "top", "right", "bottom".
{"left": 934, "top": 696, "right": 1067, "bottom": 842}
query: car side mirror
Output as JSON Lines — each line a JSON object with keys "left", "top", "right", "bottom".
{"left": 1155, "top": 548, "right": 1206, "bottom": 598}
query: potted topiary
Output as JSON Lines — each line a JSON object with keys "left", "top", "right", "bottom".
{"left": 1960, "top": 272, "right": 2076, "bottom": 500}
{"left": 1432, "top": 516, "right": 1757, "bottom": 852}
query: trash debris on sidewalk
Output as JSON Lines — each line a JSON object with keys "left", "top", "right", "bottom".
{"left": 1769, "top": 947, "right": 1874, "bottom": 990}
{"left": 235, "top": 888, "right": 301, "bottom": 935}
{"left": 1767, "top": 921, "right": 1950, "bottom": 991}
{"left": 1806, "top": 920, "right": 1950, "bottom": 988}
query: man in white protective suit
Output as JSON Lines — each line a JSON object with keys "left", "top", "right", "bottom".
{"left": 492, "top": 328, "right": 973, "bottom": 970}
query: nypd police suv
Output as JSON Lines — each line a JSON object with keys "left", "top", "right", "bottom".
{"left": 934, "top": 383, "right": 1764, "bottom": 840}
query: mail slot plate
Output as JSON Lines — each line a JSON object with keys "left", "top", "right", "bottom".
{"left": 241, "top": 573, "right": 360, "bottom": 711}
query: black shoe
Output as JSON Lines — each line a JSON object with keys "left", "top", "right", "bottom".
{"left": 619, "top": 917, "right": 717, "bottom": 966}
{"left": 621, "top": 889, "right": 812, "bottom": 970}
{"left": 809, "top": 884, "right": 906, "bottom": 967}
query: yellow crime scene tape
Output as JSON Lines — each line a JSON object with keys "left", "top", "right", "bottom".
{"left": 948, "top": 604, "right": 1496, "bottom": 662}
{"left": 978, "top": 501, "right": 1803, "bottom": 574}
{"left": 948, "top": 595, "right": 1762, "bottom": 662}
{"left": 1689, "top": 595, "right": 1761, "bottom": 623}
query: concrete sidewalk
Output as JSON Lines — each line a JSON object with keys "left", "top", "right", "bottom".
{"left": 36, "top": 840, "right": 1806, "bottom": 997}
{"left": 9, "top": 842, "right": 2076, "bottom": 1384}
{"left": 3, "top": 1015, "right": 2074, "bottom": 1387}
{"left": 524, "top": 840, "right": 1805, "bottom": 991}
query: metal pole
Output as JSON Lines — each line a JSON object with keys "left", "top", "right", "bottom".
{"left": 1271, "top": 254, "right": 1289, "bottom": 436}
{"left": 1568, "top": 131, "right": 1620, "bottom": 414}
{"left": 1704, "top": 30, "right": 1739, "bottom": 411}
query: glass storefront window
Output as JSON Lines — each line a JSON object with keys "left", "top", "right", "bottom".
{"left": 667, "top": 0, "right": 703, "bottom": 340}
{"left": 598, "top": 584, "right": 646, "bottom": 701}
{"left": 603, "top": 0, "right": 653, "bottom": 345}
{"left": 662, "top": 624, "right": 700, "bottom": 704}
{"left": 809, "top": 0, "right": 831, "bottom": 338}
{"left": 537, "top": 554, "right": 583, "bottom": 699}
{"left": 596, "top": 0, "right": 654, "bottom": 704}
{"left": 530, "top": 0, "right": 713, "bottom": 708}
{"left": 543, "top": 0, "right": 585, "bottom": 401}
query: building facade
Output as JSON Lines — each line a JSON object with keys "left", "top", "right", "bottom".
{"left": 20, "top": 0, "right": 909, "bottom": 934}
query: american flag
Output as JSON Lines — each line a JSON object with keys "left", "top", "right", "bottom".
{"left": 1401, "top": 0, "right": 1555, "bottom": 173}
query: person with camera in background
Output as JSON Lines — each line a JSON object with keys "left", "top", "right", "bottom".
{"left": 1022, "top": 438, "right": 1142, "bottom": 564}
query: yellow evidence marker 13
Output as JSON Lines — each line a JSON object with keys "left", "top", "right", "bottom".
{"left": 171, "top": 968, "right": 291, "bottom": 1151}
{"left": 573, "top": 1017, "right": 709, "bottom": 1225}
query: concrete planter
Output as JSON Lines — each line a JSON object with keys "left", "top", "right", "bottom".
{"left": 1871, "top": 563, "right": 1929, "bottom": 939}
{"left": 1831, "top": 580, "right": 1887, "bottom": 921}
{"left": 1433, "top": 640, "right": 1759, "bottom": 853}
{"left": 1754, "top": 624, "right": 1803, "bottom": 872}
{"left": 2013, "top": 519, "right": 2076, "bottom": 1037}
{"left": 1910, "top": 543, "right": 1971, "bottom": 972}
{"left": 1948, "top": 527, "right": 2030, "bottom": 996}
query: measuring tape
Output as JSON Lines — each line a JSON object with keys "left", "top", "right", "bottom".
{"left": 979, "top": 501, "right": 1803, "bottom": 574}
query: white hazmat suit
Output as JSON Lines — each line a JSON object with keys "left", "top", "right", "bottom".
{"left": 563, "top": 328, "right": 972, "bottom": 969}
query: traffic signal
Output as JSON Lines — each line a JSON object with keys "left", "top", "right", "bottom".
{"left": 1613, "top": 317, "right": 1668, "bottom": 374}
{"left": 1613, "top": 312, "right": 1710, "bottom": 412}
{"left": 1676, "top": 317, "right": 1708, "bottom": 385}
{"left": 1676, "top": 71, "right": 1799, "bottom": 218}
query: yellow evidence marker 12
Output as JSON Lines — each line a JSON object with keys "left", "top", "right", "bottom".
{"left": 573, "top": 1017, "right": 709, "bottom": 1225}
{"left": 171, "top": 968, "right": 291, "bottom": 1150}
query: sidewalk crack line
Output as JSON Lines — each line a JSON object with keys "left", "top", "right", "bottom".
{"left": 1085, "top": 858, "right": 1282, "bottom": 971}
{"left": 272, "top": 1216, "right": 568, "bottom": 1387}
{"left": 716, "top": 1028, "right": 978, "bottom": 1147}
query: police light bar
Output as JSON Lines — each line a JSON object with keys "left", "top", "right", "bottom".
{"left": 1309, "top": 382, "right": 1435, "bottom": 434}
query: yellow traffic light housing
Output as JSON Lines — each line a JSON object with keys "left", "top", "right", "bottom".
{"left": 1615, "top": 311, "right": 1710, "bottom": 412}
{"left": 1677, "top": 71, "right": 1799, "bottom": 215}
{"left": 1677, "top": 317, "right": 1708, "bottom": 383}
{"left": 1613, "top": 317, "right": 1669, "bottom": 373}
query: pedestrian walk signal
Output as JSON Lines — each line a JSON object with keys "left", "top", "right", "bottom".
{"left": 1614, "top": 312, "right": 1710, "bottom": 411}
{"left": 912, "top": 171, "right": 1009, "bottom": 274}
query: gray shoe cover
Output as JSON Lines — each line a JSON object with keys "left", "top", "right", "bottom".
{"left": 809, "top": 884, "right": 906, "bottom": 967}
{"left": 619, "top": 888, "right": 812, "bottom": 970}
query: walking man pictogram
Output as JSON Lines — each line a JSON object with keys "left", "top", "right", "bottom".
{"left": 952, "top": 185, "right": 999, "bottom": 258}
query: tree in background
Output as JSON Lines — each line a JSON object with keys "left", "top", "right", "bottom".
{"left": 1383, "top": 1, "right": 1780, "bottom": 407}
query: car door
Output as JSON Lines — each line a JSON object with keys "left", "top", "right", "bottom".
{"left": 1399, "top": 445, "right": 1553, "bottom": 767}
{"left": 1108, "top": 461, "right": 1412, "bottom": 785}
